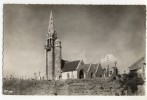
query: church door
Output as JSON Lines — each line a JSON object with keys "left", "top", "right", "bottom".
{"left": 91, "top": 73, "right": 93, "bottom": 78}
{"left": 79, "top": 69, "right": 84, "bottom": 79}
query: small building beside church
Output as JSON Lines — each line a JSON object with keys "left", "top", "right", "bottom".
{"left": 129, "top": 57, "right": 146, "bottom": 79}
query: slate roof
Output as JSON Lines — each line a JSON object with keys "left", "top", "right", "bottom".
{"left": 129, "top": 57, "right": 145, "bottom": 71}
{"left": 61, "top": 59, "right": 69, "bottom": 69}
{"left": 62, "top": 60, "right": 80, "bottom": 72}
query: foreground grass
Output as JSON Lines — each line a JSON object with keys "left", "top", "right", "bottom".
{"left": 3, "top": 78, "right": 122, "bottom": 95}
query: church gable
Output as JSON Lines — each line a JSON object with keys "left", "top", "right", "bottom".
{"left": 87, "top": 64, "right": 97, "bottom": 78}
{"left": 95, "top": 64, "right": 105, "bottom": 77}
{"left": 77, "top": 64, "right": 90, "bottom": 78}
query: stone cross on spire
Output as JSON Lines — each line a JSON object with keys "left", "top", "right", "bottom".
{"left": 48, "top": 10, "right": 54, "bottom": 38}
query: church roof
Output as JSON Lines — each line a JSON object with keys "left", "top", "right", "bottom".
{"left": 62, "top": 60, "right": 80, "bottom": 72}
{"left": 78, "top": 64, "right": 90, "bottom": 71}
{"left": 88, "top": 64, "right": 97, "bottom": 72}
{"left": 129, "top": 57, "right": 145, "bottom": 71}
{"left": 96, "top": 67, "right": 105, "bottom": 77}
{"left": 76, "top": 64, "right": 90, "bottom": 76}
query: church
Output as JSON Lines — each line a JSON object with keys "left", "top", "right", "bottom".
{"left": 44, "top": 11, "right": 118, "bottom": 80}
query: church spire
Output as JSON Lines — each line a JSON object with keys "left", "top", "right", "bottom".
{"left": 48, "top": 10, "right": 54, "bottom": 38}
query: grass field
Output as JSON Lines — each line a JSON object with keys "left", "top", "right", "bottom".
{"left": 3, "top": 77, "right": 123, "bottom": 95}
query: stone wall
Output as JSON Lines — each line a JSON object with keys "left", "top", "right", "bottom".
{"left": 54, "top": 40, "right": 62, "bottom": 80}
{"left": 47, "top": 47, "right": 54, "bottom": 80}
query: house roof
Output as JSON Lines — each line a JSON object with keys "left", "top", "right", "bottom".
{"left": 62, "top": 60, "right": 80, "bottom": 72}
{"left": 129, "top": 57, "right": 145, "bottom": 71}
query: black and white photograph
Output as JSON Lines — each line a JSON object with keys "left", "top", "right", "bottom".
{"left": 2, "top": 4, "right": 146, "bottom": 95}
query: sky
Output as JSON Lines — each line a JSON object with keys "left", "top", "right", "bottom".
{"left": 3, "top": 5, "right": 146, "bottom": 78}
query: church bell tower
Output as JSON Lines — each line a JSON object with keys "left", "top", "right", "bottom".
{"left": 44, "top": 10, "right": 61, "bottom": 80}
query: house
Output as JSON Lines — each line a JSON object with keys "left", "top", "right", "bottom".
{"left": 129, "top": 57, "right": 146, "bottom": 79}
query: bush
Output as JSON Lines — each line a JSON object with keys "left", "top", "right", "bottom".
{"left": 120, "top": 72, "right": 145, "bottom": 94}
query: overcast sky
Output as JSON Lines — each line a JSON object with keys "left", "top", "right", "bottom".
{"left": 3, "top": 5, "right": 146, "bottom": 78}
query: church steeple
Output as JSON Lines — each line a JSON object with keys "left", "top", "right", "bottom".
{"left": 45, "top": 10, "right": 61, "bottom": 80}
{"left": 48, "top": 10, "right": 54, "bottom": 38}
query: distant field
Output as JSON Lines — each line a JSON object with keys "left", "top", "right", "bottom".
{"left": 3, "top": 77, "right": 123, "bottom": 95}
